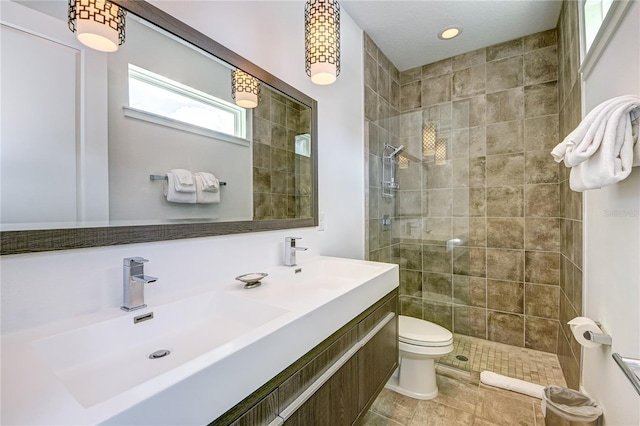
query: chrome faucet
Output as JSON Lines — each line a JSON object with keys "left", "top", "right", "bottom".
{"left": 284, "top": 237, "right": 308, "bottom": 266}
{"left": 122, "top": 257, "right": 157, "bottom": 311}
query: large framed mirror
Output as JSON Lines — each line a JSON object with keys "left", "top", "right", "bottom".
{"left": 1, "top": 0, "right": 318, "bottom": 255}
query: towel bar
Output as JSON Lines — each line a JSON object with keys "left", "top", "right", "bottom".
{"left": 149, "top": 174, "right": 226, "bottom": 185}
{"left": 613, "top": 353, "right": 640, "bottom": 396}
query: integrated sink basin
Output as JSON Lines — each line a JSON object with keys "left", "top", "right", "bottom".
{"left": 1, "top": 256, "right": 398, "bottom": 425}
{"left": 30, "top": 292, "right": 289, "bottom": 407}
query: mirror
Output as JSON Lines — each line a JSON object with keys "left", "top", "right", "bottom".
{"left": 1, "top": 0, "right": 318, "bottom": 254}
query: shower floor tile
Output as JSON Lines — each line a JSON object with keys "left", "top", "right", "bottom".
{"left": 438, "top": 334, "right": 566, "bottom": 388}
{"left": 358, "top": 336, "right": 566, "bottom": 426}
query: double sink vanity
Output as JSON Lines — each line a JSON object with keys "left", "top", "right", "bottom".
{"left": 1, "top": 256, "right": 399, "bottom": 425}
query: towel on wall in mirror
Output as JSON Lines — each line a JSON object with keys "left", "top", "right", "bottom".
{"left": 170, "top": 168, "right": 196, "bottom": 193}
{"left": 195, "top": 174, "right": 220, "bottom": 204}
{"left": 164, "top": 173, "right": 196, "bottom": 203}
{"left": 194, "top": 172, "right": 219, "bottom": 192}
{"left": 550, "top": 95, "right": 640, "bottom": 191}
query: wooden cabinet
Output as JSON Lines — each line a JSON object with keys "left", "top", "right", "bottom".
{"left": 357, "top": 297, "right": 398, "bottom": 415}
{"left": 228, "top": 391, "right": 278, "bottom": 426}
{"left": 212, "top": 290, "right": 398, "bottom": 426}
{"left": 283, "top": 356, "right": 358, "bottom": 426}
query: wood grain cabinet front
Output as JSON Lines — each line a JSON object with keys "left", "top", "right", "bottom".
{"left": 212, "top": 290, "right": 398, "bottom": 426}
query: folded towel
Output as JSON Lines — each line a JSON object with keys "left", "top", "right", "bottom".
{"left": 195, "top": 174, "right": 220, "bottom": 204}
{"left": 170, "top": 168, "right": 196, "bottom": 193}
{"left": 551, "top": 95, "right": 640, "bottom": 191}
{"left": 164, "top": 173, "right": 196, "bottom": 203}
{"left": 194, "top": 172, "right": 219, "bottom": 192}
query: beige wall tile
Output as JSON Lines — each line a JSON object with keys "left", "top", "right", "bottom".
{"left": 525, "top": 217, "right": 560, "bottom": 251}
{"left": 486, "top": 56, "right": 524, "bottom": 93}
{"left": 525, "top": 184, "right": 559, "bottom": 217}
{"left": 524, "top": 81, "right": 558, "bottom": 118}
{"left": 524, "top": 115, "right": 559, "bottom": 151}
{"left": 487, "top": 248, "right": 524, "bottom": 281}
{"left": 488, "top": 311, "right": 525, "bottom": 346}
{"left": 487, "top": 279, "right": 524, "bottom": 314}
{"left": 487, "top": 218, "right": 525, "bottom": 249}
{"left": 422, "top": 74, "right": 452, "bottom": 107}
{"left": 524, "top": 28, "right": 557, "bottom": 51}
{"left": 487, "top": 186, "right": 524, "bottom": 217}
{"left": 487, "top": 38, "right": 523, "bottom": 62}
{"left": 486, "top": 153, "right": 525, "bottom": 187}
{"left": 453, "top": 64, "right": 486, "bottom": 99}
{"left": 525, "top": 316, "right": 559, "bottom": 352}
{"left": 525, "top": 284, "right": 560, "bottom": 318}
{"left": 401, "top": 81, "right": 422, "bottom": 110}
{"left": 422, "top": 57, "right": 453, "bottom": 78}
{"left": 486, "top": 120, "right": 524, "bottom": 155}
{"left": 524, "top": 46, "right": 558, "bottom": 85}
{"left": 452, "top": 48, "right": 487, "bottom": 70}
{"left": 525, "top": 251, "right": 560, "bottom": 285}
{"left": 486, "top": 88, "right": 524, "bottom": 123}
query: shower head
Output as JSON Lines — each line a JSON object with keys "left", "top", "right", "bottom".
{"left": 384, "top": 144, "right": 404, "bottom": 157}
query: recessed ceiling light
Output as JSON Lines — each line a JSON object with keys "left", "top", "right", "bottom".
{"left": 439, "top": 26, "right": 462, "bottom": 40}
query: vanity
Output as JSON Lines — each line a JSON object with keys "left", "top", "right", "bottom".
{"left": 1, "top": 256, "right": 399, "bottom": 425}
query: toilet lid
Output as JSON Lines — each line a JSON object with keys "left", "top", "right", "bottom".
{"left": 399, "top": 315, "right": 453, "bottom": 346}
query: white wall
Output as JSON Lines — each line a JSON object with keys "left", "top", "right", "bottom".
{"left": 581, "top": 2, "right": 640, "bottom": 425}
{"left": 0, "top": 1, "right": 365, "bottom": 334}
{"left": 0, "top": 1, "right": 110, "bottom": 229}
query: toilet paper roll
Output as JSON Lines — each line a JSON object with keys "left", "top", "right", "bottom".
{"left": 568, "top": 317, "right": 603, "bottom": 348}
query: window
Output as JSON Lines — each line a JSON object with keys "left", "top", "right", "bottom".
{"left": 583, "top": 0, "right": 613, "bottom": 53}
{"left": 127, "top": 64, "right": 247, "bottom": 139}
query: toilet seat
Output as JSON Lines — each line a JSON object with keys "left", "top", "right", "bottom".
{"left": 398, "top": 315, "right": 453, "bottom": 347}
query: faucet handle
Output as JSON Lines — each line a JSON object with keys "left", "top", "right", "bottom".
{"left": 124, "top": 257, "right": 149, "bottom": 266}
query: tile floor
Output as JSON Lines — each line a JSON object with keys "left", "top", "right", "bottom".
{"left": 358, "top": 336, "right": 567, "bottom": 426}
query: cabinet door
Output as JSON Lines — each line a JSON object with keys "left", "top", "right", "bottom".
{"left": 228, "top": 390, "right": 279, "bottom": 426}
{"left": 357, "top": 299, "right": 398, "bottom": 413}
{"left": 283, "top": 356, "right": 358, "bottom": 426}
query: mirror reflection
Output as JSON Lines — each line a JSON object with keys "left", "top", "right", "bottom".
{"left": 1, "top": 0, "right": 314, "bottom": 231}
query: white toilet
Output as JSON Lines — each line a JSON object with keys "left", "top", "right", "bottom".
{"left": 386, "top": 315, "right": 454, "bottom": 400}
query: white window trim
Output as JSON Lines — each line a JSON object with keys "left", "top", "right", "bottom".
{"left": 123, "top": 105, "right": 250, "bottom": 147}
{"left": 579, "top": 0, "right": 634, "bottom": 79}
{"left": 127, "top": 63, "right": 250, "bottom": 141}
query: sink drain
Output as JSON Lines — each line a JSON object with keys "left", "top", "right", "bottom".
{"left": 149, "top": 349, "right": 171, "bottom": 359}
{"left": 456, "top": 354, "right": 469, "bottom": 362}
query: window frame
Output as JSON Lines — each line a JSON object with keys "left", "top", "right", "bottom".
{"left": 125, "top": 63, "right": 250, "bottom": 144}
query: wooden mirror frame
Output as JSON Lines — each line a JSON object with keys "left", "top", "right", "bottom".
{"left": 1, "top": 0, "right": 318, "bottom": 255}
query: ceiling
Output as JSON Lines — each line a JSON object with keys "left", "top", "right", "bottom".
{"left": 341, "top": 0, "right": 563, "bottom": 71}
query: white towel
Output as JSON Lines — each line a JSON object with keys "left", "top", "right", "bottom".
{"left": 170, "top": 168, "right": 196, "bottom": 193}
{"left": 195, "top": 174, "right": 220, "bottom": 204}
{"left": 164, "top": 173, "right": 196, "bottom": 203}
{"left": 480, "top": 371, "right": 545, "bottom": 399}
{"left": 194, "top": 172, "right": 219, "bottom": 192}
{"left": 551, "top": 95, "right": 640, "bottom": 191}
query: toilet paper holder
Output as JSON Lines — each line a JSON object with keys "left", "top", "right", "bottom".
{"left": 584, "top": 321, "right": 612, "bottom": 346}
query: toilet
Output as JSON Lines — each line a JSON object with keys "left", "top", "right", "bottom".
{"left": 386, "top": 315, "right": 454, "bottom": 400}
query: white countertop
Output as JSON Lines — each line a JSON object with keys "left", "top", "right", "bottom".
{"left": 1, "top": 256, "right": 398, "bottom": 425}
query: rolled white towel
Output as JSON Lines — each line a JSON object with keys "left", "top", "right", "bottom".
{"left": 195, "top": 174, "right": 220, "bottom": 204}
{"left": 164, "top": 173, "right": 196, "bottom": 203}
{"left": 170, "top": 168, "right": 195, "bottom": 193}
{"left": 480, "top": 371, "right": 545, "bottom": 399}
{"left": 194, "top": 172, "right": 219, "bottom": 192}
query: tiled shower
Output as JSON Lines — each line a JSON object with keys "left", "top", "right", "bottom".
{"left": 365, "top": 0, "right": 583, "bottom": 389}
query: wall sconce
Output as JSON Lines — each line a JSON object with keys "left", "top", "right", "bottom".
{"left": 435, "top": 138, "right": 447, "bottom": 165}
{"left": 305, "top": 0, "right": 341, "bottom": 85}
{"left": 68, "top": 0, "right": 125, "bottom": 52}
{"left": 422, "top": 122, "right": 437, "bottom": 156}
{"left": 231, "top": 69, "right": 260, "bottom": 108}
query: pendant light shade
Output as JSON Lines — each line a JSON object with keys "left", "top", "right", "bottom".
{"left": 305, "top": 0, "right": 340, "bottom": 85}
{"left": 435, "top": 138, "right": 448, "bottom": 165}
{"left": 231, "top": 69, "right": 260, "bottom": 109}
{"left": 68, "top": 0, "right": 125, "bottom": 52}
{"left": 422, "top": 122, "right": 437, "bottom": 157}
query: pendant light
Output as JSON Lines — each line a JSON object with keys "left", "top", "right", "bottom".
{"left": 305, "top": 0, "right": 341, "bottom": 85}
{"left": 231, "top": 69, "right": 261, "bottom": 109}
{"left": 68, "top": 0, "right": 125, "bottom": 52}
{"left": 422, "top": 122, "right": 437, "bottom": 157}
{"left": 435, "top": 139, "right": 448, "bottom": 166}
